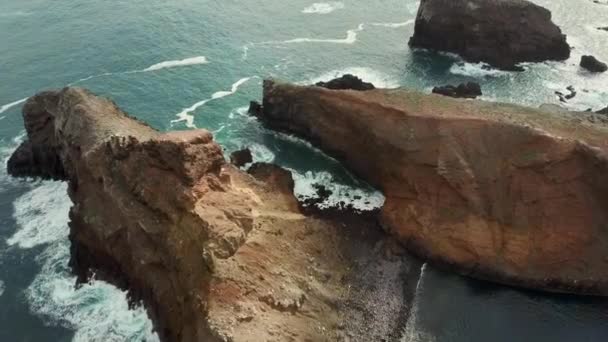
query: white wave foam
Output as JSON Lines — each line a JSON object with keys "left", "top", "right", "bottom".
{"left": 305, "top": 67, "right": 401, "bottom": 89}
{"left": 449, "top": 62, "right": 511, "bottom": 78}
{"left": 249, "top": 143, "right": 276, "bottom": 164}
{"left": 302, "top": 2, "right": 345, "bottom": 14}
{"left": 291, "top": 170, "right": 385, "bottom": 211}
{"left": 9, "top": 180, "right": 158, "bottom": 341}
{"left": 370, "top": 20, "right": 414, "bottom": 28}
{"left": 0, "top": 280, "right": 4, "bottom": 297}
{"left": 283, "top": 23, "right": 364, "bottom": 44}
{"left": 143, "top": 56, "right": 208, "bottom": 72}
{"left": 400, "top": 263, "right": 435, "bottom": 342}
{"left": 7, "top": 182, "right": 71, "bottom": 249}
{"left": 0, "top": 97, "right": 28, "bottom": 114}
{"left": 172, "top": 77, "right": 253, "bottom": 128}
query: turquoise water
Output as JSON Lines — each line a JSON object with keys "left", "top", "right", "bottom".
{"left": 1, "top": 0, "right": 608, "bottom": 341}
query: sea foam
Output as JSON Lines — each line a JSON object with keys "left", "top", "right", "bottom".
{"left": 0, "top": 97, "right": 28, "bottom": 114}
{"left": 305, "top": 67, "right": 401, "bottom": 89}
{"left": 172, "top": 77, "right": 253, "bottom": 128}
{"left": 449, "top": 62, "right": 511, "bottom": 78}
{"left": 0, "top": 280, "right": 4, "bottom": 297}
{"left": 8, "top": 181, "right": 158, "bottom": 342}
{"left": 302, "top": 2, "right": 345, "bottom": 14}
{"left": 291, "top": 169, "right": 385, "bottom": 211}
{"left": 142, "top": 56, "right": 209, "bottom": 72}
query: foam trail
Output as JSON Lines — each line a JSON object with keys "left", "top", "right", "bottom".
{"left": 370, "top": 20, "right": 414, "bottom": 28}
{"left": 302, "top": 2, "right": 345, "bottom": 14}
{"left": 283, "top": 24, "right": 364, "bottom": 44}
{"left": 70, "top": 56, "right": 209, "bottom": 85}
{"left": 172, "top": 77, "right": 253, "bottom": 128}
{"left": 0, "top": 97, "right": 28, "bottom": 114}
{"left": 142, "top": 56, "right": 208, "bottom": 72}
{"left": 400, "top": 263, "right": 435, "bottom": 342}
{"left": 0, "top": 280, "right": 4, "bottom": 297}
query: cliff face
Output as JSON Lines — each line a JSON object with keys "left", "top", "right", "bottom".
{"left": 7, "top": 88, "right": 420, "bottom": 342}
{"left": 409, "top": 0, "right": 571, "bottom": 70}
{"left": 258, "top": 80, "right": 608, "bottom": 296}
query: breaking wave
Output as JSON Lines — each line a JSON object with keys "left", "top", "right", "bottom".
{"left": 302, "top": 2, "right": 345, "bottom": 14}
{"left": 172, "top": 77, "right": 254, "bottom": 128}
{"left": 305, "top": 66, "right": 401, "bottom": 89}
{"left": 449, "top": 62, "right": 511, "bottom": 78}
{"left": 7, "top": 181, "right": 158, "bottom": 342}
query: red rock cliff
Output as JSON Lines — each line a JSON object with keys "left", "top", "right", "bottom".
{"left": 257, "top": 80, "right": 608, "bottom": 296}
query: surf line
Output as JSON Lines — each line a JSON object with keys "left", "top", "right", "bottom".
{"left": 172, "top": 76, "right": 256, "bottom": 129}
{"left": 70, "top": 56, "right": 210, "bottom": 85}
{"left": 241, "top": 20, "right": 414, "bottom": 60}
{"left": 1, "top": 57, "right": 210, "bottom": 116}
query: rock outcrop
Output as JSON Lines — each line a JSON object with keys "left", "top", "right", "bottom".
{"left": 580, "top": 55, "right": 608, "bottom": 73}
{"left": 315, "top": 74, "right": 375, "bottom": 91}
{"left": 409, "top": 0, "right": 571, "bottom": 70}
{"left": 598, "top": 106, "right": 608, "bottom": 115}
{"left": 432, "top": 82, "right": 482, "bottom": 99}
{"left": 229, "top": 148, "right": 252, "bottom": 168}
{"left": 257, "top": 80, "right": 608, "bottom": 296}
{"left": 7, "top": 87, "right": 421, "bottom": 342}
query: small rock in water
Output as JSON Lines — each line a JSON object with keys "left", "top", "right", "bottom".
{"left": 580, "top": 55, "right": 608, "bottom": 73}
{"left": 432, "top": 82, "right": 482, "bottom": 99}
{"left": 598, "top": 26, "right": 608, "bottom": 32}
{"left": 230, "top": 148, "right": 253, "bottom": 168}
{"left": 248, "top": 101, "right": 263, "bottom": 116}
{"left": 315, "top": 74, "right": 375, "bottom": 91}
{"left": 555, "top": 85, "right": 577, "bottom": 103}
{"left": 597, "top": 106, "right": 608, "bottom": 115}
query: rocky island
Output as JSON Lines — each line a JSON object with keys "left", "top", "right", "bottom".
{"left": 409, "top": 0, "right": 571, "bottom": 70}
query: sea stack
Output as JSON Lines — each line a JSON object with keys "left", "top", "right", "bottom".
{"left": 408, "top": 0, "right": 571, "bottom": 70}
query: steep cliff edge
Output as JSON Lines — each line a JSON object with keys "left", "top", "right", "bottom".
{"left": 257, "top": 80, "right": 608, "bottom": 296}
{"left": 7, "top": 87, "right": 420, "bottom": 342}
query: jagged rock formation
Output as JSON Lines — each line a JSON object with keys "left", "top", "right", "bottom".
{"left": 432, "top": 82, "right": 482, "bottom": 99}
{"left": 315, "top": 74, "right": 375, "bottom": 91}
{"left": 409, "top": 0, "right": 571, "bottom": 70}
{"left": 7, "top": 87, "right": 421, "bottom": 342}
{"left": 229, "top": 148, "right": 252, "bottom": 168}
{"left": 580, "top": 55, "right": 608, "bottom": 73}
{"left": 257, "top": 80, "right": 608, "bottom": 296}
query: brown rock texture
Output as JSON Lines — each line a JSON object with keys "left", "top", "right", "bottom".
{"left": 7, "top": 87, "right": 420, "bottom": 342}
{"left": 257, "top": 80, "right": 608, "bottom": 296}
{"left": 409, "top": 0, "right": 571, "bottom": 70}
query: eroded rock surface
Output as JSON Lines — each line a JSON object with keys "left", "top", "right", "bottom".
{"left": 8, "top": 87, "right": 420, "bottom": 342}
{"left": 257, "top": 80, "right": 608, "bottom": 296}
{"left": 315, "top": 74, "right": 375, "bottom": 91}
{"left": 409, "top": 0, "right": 571, "bottom": 70}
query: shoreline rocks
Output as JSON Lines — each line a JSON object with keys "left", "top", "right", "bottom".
{"left": 315, "top": 74, "right": 375, "bottom": 91}
{"left": 432, "top": 82, "right": 482, "bottom": 99}
{"left": 580, "top": 55, "right": 608, "bottom": 73}
{"left": 229, "top": 148, "right": 253, "bottom": 168}
{"left": 7, "top": 87, "right": 421, "bottom": 342}
{"left": 409, "top": 0, "right": 570, "bottom": 70}
{"left": 257, "top": 79, "right": 608, "bottom": 296}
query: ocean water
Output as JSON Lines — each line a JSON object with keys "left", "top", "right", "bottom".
{"left": 1, "top": 0, "right": 607, "bottom": 341}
